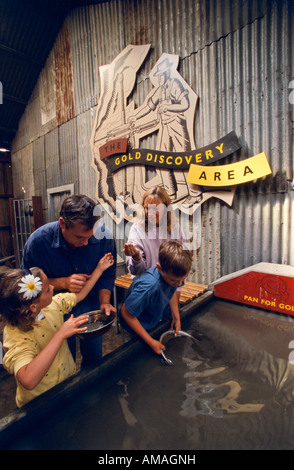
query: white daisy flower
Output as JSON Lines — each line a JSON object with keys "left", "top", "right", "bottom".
{"left": 18, "top": 274, "right": 42, "bottom": 300}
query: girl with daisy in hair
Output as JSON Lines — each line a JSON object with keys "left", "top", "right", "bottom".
{"left": 0, "top": 253, "right": 114, "bottom": 408}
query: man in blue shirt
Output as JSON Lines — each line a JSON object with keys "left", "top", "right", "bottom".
{"left": 21, "top": 195, "right": 117, "bottom": 367}
{"left": 121, "top": 240, "right": 192, "bottom": 356}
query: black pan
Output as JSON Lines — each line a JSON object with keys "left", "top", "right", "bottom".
{"left": 77, "top": 310, "right": 115, "bottom": 339}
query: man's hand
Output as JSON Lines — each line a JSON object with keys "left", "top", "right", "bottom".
{"left": 100, "top": 303, "right": 116, "bottom": 317}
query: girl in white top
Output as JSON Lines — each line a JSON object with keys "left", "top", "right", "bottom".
{"left": 123, "top": 186, "right": 186, "bottom": 331}
{"left": 124, "top": 186, "right": 186, "bottom": 277}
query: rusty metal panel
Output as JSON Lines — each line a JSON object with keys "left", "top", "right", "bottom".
{"left": 32, "top": 136, "right": 47, "bottom": 210}
{"left": 54, "top": 19, "right": 75, "bottom": 126}
{"left": 8, "top": 0, "right": 294, "bottom": 285}
{"left": 76, "top": 107, "right": 97, "bottom": 197}
{"left": 58, "top": 118, "right": 79, "bottom": 187}
{"left": 72, "top": 0, "right": 292, "bottom": 284}
{"left": 68, "top": 6, "right": 97, "bottom": 116}
{"left": 11, "top": 146, "right": 34, "bottom": 199}
{"left": 39, "top": 50, "right": 57, "bottom": 130}
{"left": 44, "top": 128, "right": 60, "bottom": 190}
{"left": 68, "top": 2, "right": 125, "bottom": 115}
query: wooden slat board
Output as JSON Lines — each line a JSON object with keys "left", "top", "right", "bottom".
{"left": 115, "top": 273, "right": 208, "bottom": 304}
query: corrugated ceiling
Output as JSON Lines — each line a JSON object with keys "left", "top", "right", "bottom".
{"left": 0, "top": 0, "right": 107, "bottom": 150}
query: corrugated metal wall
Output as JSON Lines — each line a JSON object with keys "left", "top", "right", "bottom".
{"left": 11, "top": 0, "right": 293, "bottom": 283}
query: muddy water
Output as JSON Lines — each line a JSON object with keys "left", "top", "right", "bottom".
{"left": 8, "top": 300, "right": 294, "bottom": 450}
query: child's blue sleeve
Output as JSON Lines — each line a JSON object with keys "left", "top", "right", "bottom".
{"left": 124, "top": 284, "right": 151, "bottom": 318}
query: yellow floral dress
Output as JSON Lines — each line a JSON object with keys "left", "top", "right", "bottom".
{"left": 3, "top": 293, "right": 77, "bottom": 407}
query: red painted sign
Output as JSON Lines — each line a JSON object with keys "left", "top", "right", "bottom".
{"left": 214, "top": 266, "right": 294, "bottom": 316}
{"left": 99, "top": 138, "right": 128, "bottom": 160}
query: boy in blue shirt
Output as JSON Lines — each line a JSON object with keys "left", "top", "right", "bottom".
{"left": 121, "top": 240, "right": 192, "bottom": 355}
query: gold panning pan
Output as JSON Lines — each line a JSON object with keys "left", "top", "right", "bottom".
{"left": 77, "top": 310, "right": 115, "bottom": 339}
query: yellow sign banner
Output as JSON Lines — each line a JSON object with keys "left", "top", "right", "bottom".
{"left": 187, "top": 152, "right": 272, "bottom": 187}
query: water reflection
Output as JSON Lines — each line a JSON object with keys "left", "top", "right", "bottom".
{"left": 116, "top": 302, "right": 294, "bottom": 449}
{"left": 7, "top": 300, "right": 294, "bottom": 450}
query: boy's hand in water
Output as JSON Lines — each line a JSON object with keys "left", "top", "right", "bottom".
{"left": 149, "top": 338, "right": 166, "bottom": 356}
